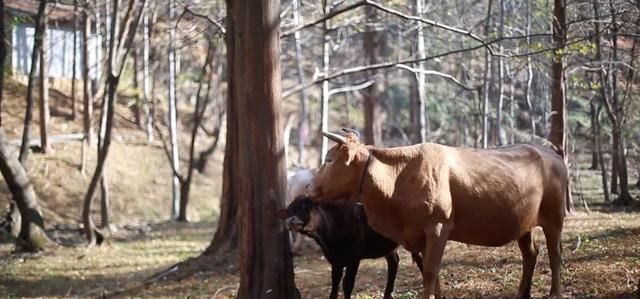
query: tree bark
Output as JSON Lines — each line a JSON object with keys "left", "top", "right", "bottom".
{"left": 495, "top": 0, "right": 506, "bottom": 146}
{"left": 0, "top": 130, "right": 52, "bottom": 252}
{"left": 524, "top": 0, "right": 535, "bottom": 137}
{"left": 228, "top": 0, "right": 299, "bottom": 297}
{"left": 205, "top": 2, "right": 239, "bottom": 255}
{"left": 39, "top": 20, "right": 50, "bottom": 153}
{"left": 19, "top": 0, "right": 48, "bottom": 164}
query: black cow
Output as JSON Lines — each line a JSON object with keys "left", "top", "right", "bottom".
{"left": 280, "top": 196, "right": 422, "bottom": 299}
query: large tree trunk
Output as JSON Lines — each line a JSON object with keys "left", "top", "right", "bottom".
{"left": 19, "top": 0, "right": 48, "bottom": 164}
{"left": 363, "top": 5, "right": 385, "bottom": 146}
{"left": 205, "top": 3, "right": 238, "bottom": 255}
{"left": 168, "top": 0, "right": 180, "bottom": 219}
{"left": 229, "top": 0, "right": 299, "bottom": 297}
{"left": 39, "top": 20, "right": 50, "bottom": 154}
{"left": 0, "top": 0, "right": 6, "bottom": 127}
{"left": 0, "top": 130, "right": 52, "bottom": 252}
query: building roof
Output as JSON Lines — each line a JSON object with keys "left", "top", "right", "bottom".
{"left": 6, "top": 0, "right": 79, "bottom": 22}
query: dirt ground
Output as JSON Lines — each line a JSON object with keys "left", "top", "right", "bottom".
{"left": 1, "top": 209, "right": 639, "bottom": 298}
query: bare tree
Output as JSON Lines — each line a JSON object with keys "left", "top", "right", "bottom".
{"left": 319, "top": 0, "right": 332, "bottom": 164}
{"left": 81, "top": 1, "right": 93, "bottom": 174}
{"left": 0, "top": 130, "right": 52, "bottom": 252}
{"left": 19, "top": 0, "right": 48, "bottom": 164}
{"left": 71, "top": 0, "right": 79, "bottom": 120}
{"left": 292, "top": 0, "right": 308, "bottom": 165}
{"left": 414, "top": 0, "right": 427, "bottom": 143}
{"left": 82, "top": 0, "right": 145, "bottom": 245}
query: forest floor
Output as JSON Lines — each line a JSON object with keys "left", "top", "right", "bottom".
{"left": 1, "top": 79, "right": 640, "bottom": 298}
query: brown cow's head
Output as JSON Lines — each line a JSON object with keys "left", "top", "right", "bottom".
{"left": 307, "top": 129, "right": 369, "bottom": 203}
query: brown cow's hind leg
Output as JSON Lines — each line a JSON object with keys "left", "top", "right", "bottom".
{"left": 516, "top": 231, "right": 538, "bottom": 299}
{"left": 543, "top": 225, "right": 563, "bottom": 298}
{"left": 421, "top": 223, "right": 449, "bottom": 299}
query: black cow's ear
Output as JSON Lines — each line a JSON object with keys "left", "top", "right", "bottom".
{"left": 277, "top": 209, "right": 288, "bottom": 219}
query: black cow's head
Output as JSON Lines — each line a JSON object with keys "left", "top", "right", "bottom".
{"left": 278, "top": 196, "right": 317, "bottom": 233}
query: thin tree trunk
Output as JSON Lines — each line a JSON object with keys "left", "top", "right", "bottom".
{"left": 99, "top": 170, "right": 110, "bottom": 229}
{"left": 589, "top": 100, "right": 599, "bottom": 170}
{"left": 19, "top": 0, "right": 48, "bottom": 164}
{"left": 481, "top": 0, "right": 493, "bottom": 149}
{"left": 232, "top": 0, "right": 299, "bottom": 296}
{"left": 0, "top": 0, "right": 7, "bottom": 127}
{"left": 142, "top": 1, "right": 153, "bottom": 142}
{"left": 71, "top": 0, "right": 78, "bottom": 120}
{"left": 594, "top": 103, "right": 610, "bottom": 202}
{"left": 83, "top": 6, "right": 93, "bottom": 146}
{"left": 525, "top": 0, "right": 535, "bottom": 137}
{"left": 363, "top": 5, "right": 385, "bottom": 146}
{"left": 132, "top": 50, "right": 142, "bottom": 128}
{"left": 415, "top": 0, "right": 427, "bottom": 143}
{"left": 168, "top": 0, "right": 180, "bottom": 219}
{"left": 39, "top": 21, "right": 50, "bottom": 153}
{"left": 0, "top": 130, "right": 52, "bottom": 252}
{"left": 177, "top": 42, "right": 215, "bottom": 222}
{"left": 292, "top": 0, "right": 307, "bottom": 165}
{"left": 496, "top": 0, "right": 506, "bottom": 146}
{"left": 319, "top": 0, "right": 331, "bottom": 164}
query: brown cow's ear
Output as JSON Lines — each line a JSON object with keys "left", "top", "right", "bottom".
{"left": 277, "top": 209, "right": 288, "bottom": 219}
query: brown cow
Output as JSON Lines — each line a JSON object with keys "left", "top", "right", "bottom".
{"left": 307, "top": 131, "right": 568, "bottom": 299}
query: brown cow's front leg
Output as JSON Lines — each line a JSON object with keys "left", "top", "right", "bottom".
{"left": 422, "top": 223, "right": 450, "bottom": 299}
{"left": 516, "top": 231, "right": 538, "bottom": 299}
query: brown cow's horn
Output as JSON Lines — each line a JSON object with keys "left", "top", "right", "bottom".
{"left": 322, "top": 131, "right": 347, "bottom": 144}
{"left": 341, "top": 128, "right": 360, "bottom": 138}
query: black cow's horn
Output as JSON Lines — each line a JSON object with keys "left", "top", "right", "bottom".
{"left": 341, "top": 128, "right": 360, "bottom": 138}
{"left": 322, "top": 131, "right": 347, "bottom": 144}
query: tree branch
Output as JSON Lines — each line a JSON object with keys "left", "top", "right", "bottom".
{"left": 179, "top": 6, "right": 226, "bottom": 35}
{"left": 153, "top": 123, "right": 186, "bottom": 184}
{"left": 328, "top": 80, "right": 375, "bottom": 96}
{"left": 395, "top": 64, "right": 478, "bottom": 91}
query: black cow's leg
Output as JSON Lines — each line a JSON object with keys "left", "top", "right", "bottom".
{"left": 329, "top": 265, "right": 344, "bottom": 299}
{"left": 383, "top": 251, "right": 400, "bottom": 299}
{"left": 411, "top": 251, "right": 424, "bottom": 273}
{"left": 342, "top": 260, "right": 361, "bottom": 299}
